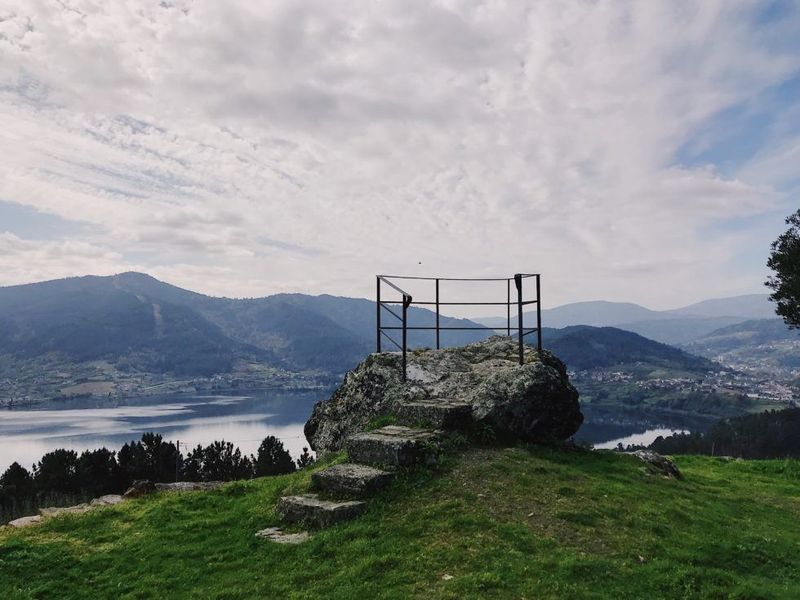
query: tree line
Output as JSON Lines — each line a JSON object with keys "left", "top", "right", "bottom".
{"left": 641, "top": 407, "right": 800, "bottom": 459}
{"left": 0, "top": 433, "right": 314, "bottom": 524}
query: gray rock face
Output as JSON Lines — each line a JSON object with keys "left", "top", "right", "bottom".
{"left": 90, "top": 494, "right": 124, "bottom": 507}
{"left": 305, "top": 336, "right": 582, "bottom": 453}
{"left": 312, "top": 463, "right": 394, "bottom": 497}
{"left": 346, "top": 426, "right": 440, "bottom": 467}
{"left": 124, "top": 480, "right": 223, "bottom": 498}
{"left": 629, "top": 450, "right": 682, "bottom": 479}
{"left": 154, "top": 481, "right": 223, "bottom": 493}
{"left": 8, "top": 515, "right": 43, "bottom": 528}
{"left": 124, "top": 480, "right": 156, "bottom": 498}
{"left": 39, "top": 503, "right": 91, "bottom": 517}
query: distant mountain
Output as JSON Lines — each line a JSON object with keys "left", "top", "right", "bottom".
{"left": 541, "top": 301, "right": 663, "bottom": 328}
{"left": 0, "top": 273, "right": 491, "bottom": 378}
{"left": 542, "top": 326, "right": 716, "bottom": 373}
{"left": 613, "top": 317, "right": 750, "bottom": 346}
{"left": 474, "top": 294, "right": 776, "bottom": 345}
{"left": 683, "top": 319, "right": 800, "bottom": 369}
{"left": 666, "top": 294, "right": 775, "bottom": 319}
{"left": 0, "top": 275, "right": 274, "bottom": 377}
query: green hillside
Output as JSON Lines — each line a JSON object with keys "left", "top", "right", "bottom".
{"left": 543, "top": 325, "right": 716, "bottom": 372}
{"left": 1, "top": 447, "right": 798, "bottom": 599}
{"left": 0, "top": 273, "right": 492, "bottom": 380}
{"left": 684, "top": 319, "right": 800, "bottom": 369}
{"left": 0, "top": 283, "right": 271, "bottom": 376}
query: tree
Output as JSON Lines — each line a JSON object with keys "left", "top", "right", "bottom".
{"left": 182, "top": 445, "right": 204, "bottom": 482}
{"left": 118, "top": 433, "right": 181, "bottom": 485}
{"left": 140, "top": 433, "right": 181, "bottom": 483}
{"left": 0, "top": 462, "right": 34, "bottom": 502}
{"left": 34, "top": 449, "right": 79, "bottom": 496}
{"left": 295, "top": 447, "right": 315, "bottom": 469}
{"left": 118, "top": 438, "right": 148, "bottom": 483}
{"left": 766, "top": 209, "right": 800, "bottom": 328}
{"left": 0, "top": 462, "right": 35, "bottom": 522}
{"left": 253, "top": 436, "right": 296, "bottom": 477}
{"left": 197, "top": 441, "right": 253, "bottom": 481}
{"left": 75, "top": 448, "right": 123, "bottom": 496}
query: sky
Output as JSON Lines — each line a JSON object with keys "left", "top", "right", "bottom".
{"left": 0, "top": 0, "right": 799, "bottom": 311}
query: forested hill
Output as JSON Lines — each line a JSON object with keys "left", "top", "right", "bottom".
{"left": 0, "top": 272, "right": 721, "bottom": 383}
{"left": 542, "top": 325, "right": 716, "bottom": 372}
{"left": 0, "top": 273, "right": 491, "bottom": 376}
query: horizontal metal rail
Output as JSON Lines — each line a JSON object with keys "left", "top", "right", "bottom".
{"left": 379, "top": 274, "right": 539, "bottom": 281}
{"left": 376, "top": 273, "right": 542, "bottom": 380}
{"left": 403, "top": 300, "right": 538, "bottom": 306}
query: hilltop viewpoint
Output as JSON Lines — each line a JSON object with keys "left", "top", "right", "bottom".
{"left": 1, "top": 339, "right": 798, "bottom": 599}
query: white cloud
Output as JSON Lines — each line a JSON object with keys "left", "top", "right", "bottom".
{"left": 0, "top": 0, "right": 798, "bottom": 310}
{"left": 0, "top": 232, "right": 127, "bottom": 285}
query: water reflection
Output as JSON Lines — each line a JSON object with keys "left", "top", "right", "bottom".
{"left": 1, "top": 394, "right": 720, "bottom": 472}
{"left": 0, "top": 390, "right": 330, "bottom": 472}
{"left": 574, "top": 404, "right": 714, "bottom": 449}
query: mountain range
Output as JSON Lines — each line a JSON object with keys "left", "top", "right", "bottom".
{"left": 474, "top": 294, "right": 779, "bottom": 345}
{"left": 0, "top": 272, "right": 491, "bottom": 377}
{"left": 0, "top": 273, "right": 731, "bottom": 386}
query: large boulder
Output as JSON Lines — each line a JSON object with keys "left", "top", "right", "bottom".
{"left": 305, "top": 336, "right": 582, "bottom": 453}
{"left": 628, "top": 450, "right": 682, "bottom": 479}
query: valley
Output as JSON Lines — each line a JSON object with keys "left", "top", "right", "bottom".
{"left": 1, "top": 274, "right": 797, "bottom": 421}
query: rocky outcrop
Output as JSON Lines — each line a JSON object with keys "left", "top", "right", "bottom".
{"left": 154, "top": 481, "right": 224, "bottom": 493}
{"left": 123, "top": 480, "right": 156, "bottom": 498}
{"left": 124, "top": 480, "right": 224, "bottom": 498}
{"left": 6, "top": 495, "right": 125, "bottom": 529}
{"left": 629, "top": 450, "right": 682, "bottom": 479}
{"left": 8, "top": 515, "right": 43, "bottom": 528}
{"left": 305, "top": 336, "right": 582, "bottom": 454}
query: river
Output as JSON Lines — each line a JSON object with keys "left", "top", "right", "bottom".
{"left": 0, "top": 394, "right": 712, "bottom": 473}
{"left": 0, "top": 390, "right": 327, "bottom": 472}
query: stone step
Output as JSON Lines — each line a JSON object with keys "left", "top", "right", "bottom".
{"left": 255, "top": 527, "right": 312, "bottom": 544}
{"left": 311, "top": 463, "right": 394, "bottom": 498}
{"left": 346, "top": 425, "right": 440, "bottom": 467}
{"left": 276, "top": 494, "right": 366, "bottom": 528}
{"left": 396, "top": 398, "right": 472, "bottom": 429}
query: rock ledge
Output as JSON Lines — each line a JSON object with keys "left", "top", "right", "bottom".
{"left": 305, "top": 336, "right": 582, "bottom": 453}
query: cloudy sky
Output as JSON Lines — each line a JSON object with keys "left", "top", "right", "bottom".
{"left": 1, "top": 1, "right": 799, "bottom": 311}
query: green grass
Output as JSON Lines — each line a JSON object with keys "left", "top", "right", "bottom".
{"left": 1, "top": 447, "right": 799, "bottom": 599}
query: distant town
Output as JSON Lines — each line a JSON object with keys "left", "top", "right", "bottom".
{"left": 0, "top": 356, "right": 333, "bottom": 408}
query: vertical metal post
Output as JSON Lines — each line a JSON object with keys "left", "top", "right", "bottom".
{"left": 435, "top": 278, "right": 440, "bottom": 349}
{"left": 514, "top": 274, "right": 523, "bottom": 365}
{"left": 536, "top": 275, "right": 542, "bottom": 355}
{"left": 402, "top": 294, "right": 411, "bottom": 381}
{"left": 506, "top": 279, "right": 511, "bottom": 336}
{"left": 376, "top": 276, "right": 381, "bottom": 353}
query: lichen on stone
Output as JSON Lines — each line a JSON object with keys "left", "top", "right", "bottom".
{"left": 305, "top": 336, "right": 583, "bottom": 454}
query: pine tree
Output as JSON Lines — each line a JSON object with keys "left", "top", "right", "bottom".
{"left": 253, "top": 436, "right": 296, "bottom": 476}
{"left": 295, "top": 447, "right": 316, "bottom": 469}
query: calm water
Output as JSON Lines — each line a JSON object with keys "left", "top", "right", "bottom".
{"left": 0, "top": 394, "right": 712, "bottom": 473}
{"left": 0, "top": 390, "right": 329, "bottom": 472}
{"left": 574, "top": 404, "right": 713, "bottom": 449}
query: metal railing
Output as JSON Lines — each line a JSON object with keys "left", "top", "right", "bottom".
{"left": 376, "top": 274, "right": 542, "bottom": 380}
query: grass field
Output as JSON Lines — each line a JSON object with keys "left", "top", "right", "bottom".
{"left": 1, "top": 446, "right": 798, "bottom": 599}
